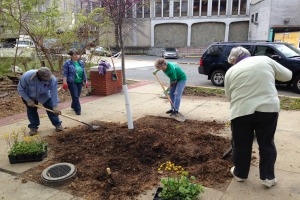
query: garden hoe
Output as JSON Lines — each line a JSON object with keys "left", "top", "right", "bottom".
{"left": 153, "top": 71, "right": 186, "bottom": 122}
{"left": 35, "top": 105, "right": 101, "bottom": 131}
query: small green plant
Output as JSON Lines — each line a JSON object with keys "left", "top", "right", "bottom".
{"left": 158, "top": 161, "right": 204, "bottom": 200}
{"left": 3, "top": 127, "right": 47, "bottom": 156}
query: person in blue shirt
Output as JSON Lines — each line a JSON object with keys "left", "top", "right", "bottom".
{"left": 17, "top": 67, "right": 63, "bottom": 136}
{"left": 62, "top": 49, "right": 88, "bottom": 115}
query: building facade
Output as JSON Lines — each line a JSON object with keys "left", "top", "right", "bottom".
{"left": 249, "top": 0, "right": 300, "bottom": 48}
{"left": 126, "top": 0, "right": 251, "bottom": 48}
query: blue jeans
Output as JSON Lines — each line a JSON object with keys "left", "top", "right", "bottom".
{"left": 67, "top": 81, "right": 83, "bottom": 113}
{"left": 22, "top": 98, "right": 62, "bottom": 129}
{"left": 169, "top": 80, "right": 186, "bottom": 111}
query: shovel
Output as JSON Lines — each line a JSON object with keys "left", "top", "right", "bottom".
{"left": 153, "top": 72, "right": 185, "bottom": 122}
{"left": 110, "top": 57, "right": 118, "bottom": 81}
{"left": 35, "top": 105, "right": 101, "bottom": 131}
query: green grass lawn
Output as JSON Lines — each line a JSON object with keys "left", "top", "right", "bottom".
{"left": 184, "top": 86, "right": 300, "bottom": 111}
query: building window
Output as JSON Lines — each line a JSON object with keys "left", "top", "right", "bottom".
{"left": 174, "top": 0, "right": 188, "bottom": 17}
{"left": 232, "top": 0, "right": 247, "bottom": 15}
{"left": 212, "top": 0, "right": 227, "bottom": 16}
{"left": 201, "top": 0, "right": 208, "bottom": 16}
{"left": 136, "top": 0, "right": 150, "bottom": 18}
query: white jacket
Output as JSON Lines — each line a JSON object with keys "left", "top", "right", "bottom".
{"left": 224, "top": 56, "right": 292, "bottom": 120}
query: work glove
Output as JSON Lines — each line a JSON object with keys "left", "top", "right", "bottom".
{"left": 170, "top": 80, "right": 177, "bottom": 87}
{"left": 164, "top": 87, "right": 170, "bottom": 95}
{"left": 27, "top": 100, "right": 36, "bottom": 107}
{"left": 52, "top": 106, "right": 61, "bottom": 116}
{"left": 153, "top": 70, "right": 159, "bottom": 75}
{"left": 85, "top": 81, "right": 89, "bottom": 88}
{"left": 62, "top": 83, "right": 68, "bottom": 90}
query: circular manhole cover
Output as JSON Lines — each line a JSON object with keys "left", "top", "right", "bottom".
{"left": 41, "top": 163, "right": 76, "bottom": 185}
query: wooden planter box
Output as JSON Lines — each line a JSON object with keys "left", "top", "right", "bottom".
{"left": 8, "top": 150, "right": 47, "bottom": 164}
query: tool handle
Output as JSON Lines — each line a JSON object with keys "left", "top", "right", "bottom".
{"left": 110, "top": 57, "right": 118, "bottom": 80}
{"left": 154, "top": 74, "right": 176, "bottom": 110}
{"left": 35, "top": 104, "right": 81, "bottom": 122}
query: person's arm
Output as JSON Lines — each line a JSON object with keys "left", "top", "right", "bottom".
{"left": 17, "top": 74, "right": 31, "bottom": 101}
{"left": 49, "top": 77, "right": 59, "bottom": 107}
{"left": 270, "top": 59, "right": 292, "bottom": 82}
{"left": 224, "top": 69, "right": 232, "bottom": 101}
{"left": 62, "top": 61, "right": 69, "bottom": 89}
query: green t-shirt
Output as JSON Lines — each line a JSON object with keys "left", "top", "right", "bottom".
{"left": 163, "top": 62, "right": 187, "bottom": 83}
{"left": 74, "top": 61, "right": 83, "bottom": 83}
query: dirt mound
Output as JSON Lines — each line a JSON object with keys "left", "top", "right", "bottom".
{"left": 21, "top": 116, "right": 232, "bottom": 200}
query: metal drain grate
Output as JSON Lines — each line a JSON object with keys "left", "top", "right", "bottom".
{"left": 41, "top": 163, "right": 76, "bottom": 185}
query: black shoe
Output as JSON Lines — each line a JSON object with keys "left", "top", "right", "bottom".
{"left": 170, "top": 110, "right": 178, "bottom": 116}
{"left": 75, "top": 111, "right": 81, "bottom": 115}
{"left": 166, "top": 109, "right": 173, "bottom": 114}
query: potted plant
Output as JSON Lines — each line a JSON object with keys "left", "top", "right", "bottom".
{"left": 154, "top": 161, "right": 204, "bottom": 200}
{"left": 3, "top": 128, "right": 47, "bottom": 164}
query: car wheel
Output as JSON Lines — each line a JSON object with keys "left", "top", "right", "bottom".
{"left": 211, "top": 70, "right": 225, "bottom": 86}
{"left": 292, "top": 75, "right": 300, "bottom": 93}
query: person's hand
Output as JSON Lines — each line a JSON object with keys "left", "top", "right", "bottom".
{"left": 62, "top": 83, "right": 68, "bottom": 90}
{"left": 164, "top": 87, "right": 170, "bottom": 95}
{"left": 153, "top": 70, "right": 159, "bottom": 75}
{"left": 170, "top": 80, "right": 177, "bottom": 87}
{"left": 85, "top": 81, "right": 89, "bottom": 88}
{"left": 53, "top": 106, "right": 61, "bottom": 116}
{"left": 27, "top": 100, "right": 36, "bottom": 107}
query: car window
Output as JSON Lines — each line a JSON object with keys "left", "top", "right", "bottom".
{"left": 165, "top": 48, "right": 176, "bottom": 51}
{"left": 273, "top": 44, "right": 300, "bottom": 58}
{"left": 254, "top": 46, "right": 278, "bottom": 57}
{"left": 207, "top": 45, "right": 225, "bottom": 57}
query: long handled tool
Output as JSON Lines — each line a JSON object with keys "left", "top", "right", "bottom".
{"left": 35, "top": 105, "right": 100, "bottom": 131}
{"left": 153, "top": 72, "right": 185, "bottom": 122}
{"left": 110, "top": 57, "right": 118, "bottom": 81}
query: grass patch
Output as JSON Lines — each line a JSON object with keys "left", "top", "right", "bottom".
{"left": 184, "top": 86, "right": 300, "bottom": 111}
{"left": 184, "top": 86, "right": 225, "bottom": 97}
{"left": 280, "top": 96, "right": 300, "bottom": 111}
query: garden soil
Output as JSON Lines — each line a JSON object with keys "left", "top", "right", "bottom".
{"left": 0, "top": 75, "right": 235, "bottom": 200}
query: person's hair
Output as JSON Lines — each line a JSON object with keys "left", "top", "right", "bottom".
{"left": 154, "top": 58, "right": 167, "bottom": 69}
{"left": 68, "top": 48, "right": 79, "bottom": 56}
{"left": 227, "top": 46, "right": 251, "bottom": 64}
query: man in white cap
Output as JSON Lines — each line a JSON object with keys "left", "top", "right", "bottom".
{"left": 17, "top": 67, "right": 63, "bottom": 135}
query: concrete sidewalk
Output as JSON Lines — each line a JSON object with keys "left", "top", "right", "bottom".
{"left": 1, "top": 82, "right": 300, "bottom": 200}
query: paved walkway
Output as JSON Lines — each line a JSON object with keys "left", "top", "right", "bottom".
{"left": 0, "top": 81, "right": 300, "bottom": 200}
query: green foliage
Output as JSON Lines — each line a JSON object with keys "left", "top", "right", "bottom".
{"left": 158, "top": 161, "right": 204, "bottom": 200}
{"left": 279, "top": 96, "right": 300, "bottom": 110}
{"left": 2, "top": 127, "right": 47, "bottom": 156}
{"left": 184, "top": 86, "right": 300, "bottom": 111}
{"left": 184, "top": 86, "right": 225, "bottom": 96}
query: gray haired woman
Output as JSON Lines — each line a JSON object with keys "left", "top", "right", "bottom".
{"left": 225, "top": 46, "right": 292, "bottom": 188}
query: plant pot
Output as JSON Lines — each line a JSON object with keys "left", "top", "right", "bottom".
{"left": 8, "top": 150, "right": 47, "bottom": 164}
{"left": 153, "top": 187, "right": 163, "bottom": 200}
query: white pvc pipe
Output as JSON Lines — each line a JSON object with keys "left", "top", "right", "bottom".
{"left": 122, "top": 84, "right": 134, "bottom": 129}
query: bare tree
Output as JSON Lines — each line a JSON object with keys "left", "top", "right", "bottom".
{"left": 100, "top": 0, "right": 143, "bottom": 129}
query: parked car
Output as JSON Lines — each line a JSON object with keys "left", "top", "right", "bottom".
{"left": 162, "top": 47, "right": 178, "bottom": 59}
{"left": 198, "top": 41, "right": 300, "bottom": 93}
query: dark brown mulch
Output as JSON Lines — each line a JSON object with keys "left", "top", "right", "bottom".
{"left": 20, "top": 116, "right": 232, "bottom": 200}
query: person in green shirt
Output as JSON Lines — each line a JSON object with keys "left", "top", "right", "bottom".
{"left": 154, "top": 58, "right": 187, "bottom": 115}
{"left": 62, "top": 49, "right": 89, "bottom": 115}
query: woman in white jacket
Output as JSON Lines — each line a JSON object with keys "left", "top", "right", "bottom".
{"left": 224, "top": 46, "right": 292, "bottom": 188}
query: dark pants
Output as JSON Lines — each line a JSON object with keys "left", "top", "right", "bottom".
{"left": 67, "top": 81, "right": 83, "bottom": 113}
{"left": 22, "top": 98, "right": 61, "bottom": 129}
{"left": 231, "top": 111, "right": 278, "bottom": 180}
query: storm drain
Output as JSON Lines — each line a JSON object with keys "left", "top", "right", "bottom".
{"left": 41, "top": 163, "right": 77, "bottom": 186}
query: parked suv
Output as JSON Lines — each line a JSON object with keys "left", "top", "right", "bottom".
{"left": 198, "top": 41, "right": 300, "bottom": 93}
